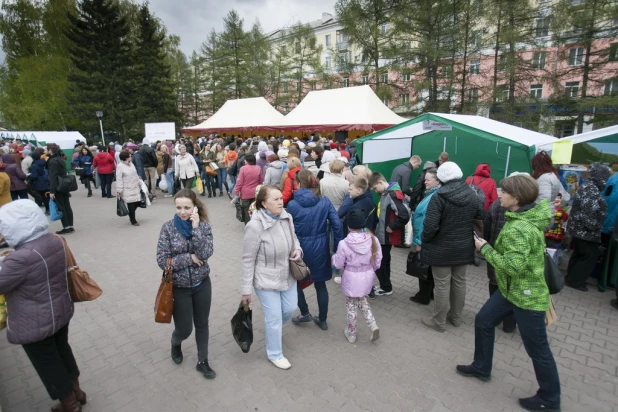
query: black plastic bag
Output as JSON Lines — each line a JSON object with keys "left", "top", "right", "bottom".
{"left": 230, "top": 302, "right": 253, "bottom": 353}
{"left": 173, "top": 178, "right": 181, "bottom": 195}
{"left": 544, "top": 252, "right": 564, "bottom": 294}
{"left": 235, "top": 201, "right": 244, "bottom": 222}
{"left": 117, "top": 198, "right": 129, "bottom": 217}
{"left": 139, "top": 190, "right": 147, "bottom": 208}
{"left": 406, "top": 251, "right": 429, "bottom": 281}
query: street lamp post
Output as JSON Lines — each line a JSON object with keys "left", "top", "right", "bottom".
{"left": 96, "top": 111, "right": 106, "bottom": 146}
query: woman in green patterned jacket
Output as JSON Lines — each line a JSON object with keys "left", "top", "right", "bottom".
{"left": 456, "top": 174, "right": 561, "bottom": 412}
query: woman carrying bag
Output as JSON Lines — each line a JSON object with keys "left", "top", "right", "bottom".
{"left": 116, "top": 151, "right": 142, "bottom": 227}
{"left": 156, "top": 189, "right": 215, "bottom": 379}
{"left": 241, "top": 185, "right": 303, "bottom": 370}
{"left": 174, "top": 145, "right": 200, "bottom": 190}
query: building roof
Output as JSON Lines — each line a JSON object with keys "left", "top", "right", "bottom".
{"left": 182, "top": 97, "right": 285, "bottom": 133}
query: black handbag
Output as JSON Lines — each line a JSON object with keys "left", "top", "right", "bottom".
{"left": 117, "top": 198, "right": 129, "bottom": 217}
{"left": 57, "top": 174, "right": 78, "bottom": 193}
{"left": 74, "top": 167, "right": 85, "bottom": 177}
{"left": 139, "top": 190, "right": 147, "bottom": 208}
{"left": 406, "top": 251, "right": 429, "bottom": 281}
{"left": 544, "top": 251, "right": 564, "bottom": 295}
{"left": 235, "top": 201, "right": 244, "bottom": 222}
{"left": 230, "top": 302, "right": 253, "bottom": 353}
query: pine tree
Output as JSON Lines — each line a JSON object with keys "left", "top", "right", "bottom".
{"left": 268, "top": 40, "right": 294, "bottom": 112}
{"left": 200, "top": 29, "right": 230, "bottom": 115}
{"left": 133, "top": 3, "right": 179, "bottom": 126}
{"left": 219, "top": 10, "right": 249, "bottom": 99}
{"left": 65, "top": 0, "right": 135, "bottom": 136}
{"left": 245, "top": 21, "right": 273, "bottom": 98}
{"left": 285, "top": 22, "right": 323, "bottom": 103}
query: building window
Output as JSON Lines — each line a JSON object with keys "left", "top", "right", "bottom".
{"left": 342, "top": 77, "right": 349, "bottom": 87}
{"left": 535, "top": 17, "right": 550, "bottom": 37}
{"left": 295, "top": 42, "right": 301, "bottom": 54}
{"left": 310, "top": 81, "right": 317, "bottom": 91}
{"left": 609, "top": 43, "right": 618, "bottom": 62}
{"left": 296, "top": 81, "right": 301, "bottom": 91}
{"left": 325, "top": 34, "right": 331, "bottom": 47}
{"left": 530, "top": 84, "right": 543, "bottom": 99}
{"left": 442, "top": 65, "right": 453, "bottom": 76}
{"left": 497, "top": 85, "right": 509, "bottom": 102}
{"left": 555, "top": 120, "right": 575, "bottom": 138}
{"left": 531, "top": 52, "right": 547, "bottom": 69}
{"left": 383, "top": 97, "right": 389, "bottom": 107}
{"left": 565, "top": 81, "right": 579, "bottom": 98}
{"left": 381, "top": 72, "right": 388, "bottom": 83}
{"left": 361, "top": 74, "right": 369, "bottom": 85}
{"left": 568, "top": 47, "right": 584, "bottom": 66}
{"left": 470, "top": 30, "right": 481, "bottom": 47}
{"left": 283, "top": 83, "right": 288, "bottom": 93}
{"left": 605, "top": 78, "right": 618, "bottom": 96}
{"left": 498, "top": 55, "right": 508, "bottom": 72}
{"left": 402, "top": 72, "right": 411, "bottom": 81}
{"left": 400, "top": 94, "right": 410, "bottom": 104}
{"left": 469, "top": 59, "right": 480, "bottom": 75}
{"left": 325, "top": 56, "right": 331, "bottom": 68}
{"left": 467, "top": 88, "right": 479, "bottom": 103}
{"left": 381, "top": 23, "right": 390, "bottom": 34}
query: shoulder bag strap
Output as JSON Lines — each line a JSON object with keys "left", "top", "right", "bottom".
{"left": 55, "top": 235, "right": 77, "bottom": 268}
{"left": 287, "top": 220, "right": 295, "bottom": 257}
{"left": 164, "top": 257, "right": 173, "bottom": 283}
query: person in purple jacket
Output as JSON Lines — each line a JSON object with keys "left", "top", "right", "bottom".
{"left": 156, "top": 189, "right": 215, "bottom": 379}
{"left": 0, "top": 199, "right": 86, "bottom": 411}
{"left": 332, "top": 208, "right": 382, "bottom": 344}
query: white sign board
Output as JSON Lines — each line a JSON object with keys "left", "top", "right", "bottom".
{"left": 422, "top": 120, "right": 452, "bottom": 131}
{"left": 145, "top": 122, "right": 176, "bottom": 142}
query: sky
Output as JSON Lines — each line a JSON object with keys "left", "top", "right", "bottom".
{"left": 0, "top": 0, "right": 336, "bottom": 63}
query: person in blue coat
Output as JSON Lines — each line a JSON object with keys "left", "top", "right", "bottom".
{"left": 602, "top": 172, "right": 618, "bottom": 238}
{"left": 76, "top": 147, "right": 94, "bottom": 197}
{"left": 287, "top": 169, "right": 344, "bottom": 330}
{"left": 29, "top": 151, "right": 50, "bottom": 214}
{"left": 338, "top": 176, "right": 377, "bottom": 236}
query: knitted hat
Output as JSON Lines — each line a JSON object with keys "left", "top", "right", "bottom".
{"left": 437, "top": 161, "right": 463, "bottom": 183}
{"left": 339, "top": 143, "right": 346, "bottom": 150}
{"left": 347, "top": 209, "right": 366, "bottom": 230}
{"left": 282, "top": 139, "right": 290, "bottom": 147}
{"left": 277, "top": 149, "right": 288, "bottom": 158}
{"left": 329, "top": 142, "right": 338, "bottom": 149}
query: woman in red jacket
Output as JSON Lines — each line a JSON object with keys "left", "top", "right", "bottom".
{"left": 234, "top": 154, "right": 263, "bottom": 224}
{"left": 92, "top": 147, "right": 116, "bottom": 198}
{"left": 465, "top": 163, "right": 498, "bottom": 211}
{"left": 281, "top": 157, "right": 302, "bottom": 205}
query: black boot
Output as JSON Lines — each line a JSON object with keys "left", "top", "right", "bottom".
{"left": 171, "top": 344, "right": 183, "bottom": 364}
{"left": 196, "top": 360, "right": 216, "bottom": 379}
{"left": 455, "top": 364, "right": 491, "bottom": 382}
{"left": 518, "top": 395, "right": 560, "bottom": 411}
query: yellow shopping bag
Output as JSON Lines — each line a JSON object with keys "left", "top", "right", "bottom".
{"left": 0, "top": 294, "right": 6, "bottom": 330}
{"left": 195, "top": 177, "right": 204, "bottom": 195}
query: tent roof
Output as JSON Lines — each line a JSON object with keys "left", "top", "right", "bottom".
{"left": 182, "top": 97, "right": 284, "bottom": 133}
{"left": 273, "top": 85, "right": 406, "bottom": 131}
{"left": 538, "top": 125, "right": 618, "bottom": 151}
{"left": 1, "top": 131, "right": 85, "bottom": 149}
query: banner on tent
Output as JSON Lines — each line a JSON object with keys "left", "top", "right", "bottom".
{"left": 423, "top": 120, "right": 452, "bottom": 131}
{"left": 363, "top": 138, "right": 412, "bottom": 163}
{"left": 551, "top": 140, "right": 574, "bottom": 164}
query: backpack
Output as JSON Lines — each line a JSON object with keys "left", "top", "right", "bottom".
{"left": 468, "top": 176, "right": 486, "bottom": 207}
{"left": 228, "top": 155, "right": 244, "bottom": 177}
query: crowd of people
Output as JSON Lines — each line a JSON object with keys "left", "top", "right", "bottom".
{"left": 2, "top": 132, "right": 618, "bottom": 412}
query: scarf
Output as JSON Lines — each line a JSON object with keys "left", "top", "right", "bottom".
{"left": 263, "top": 209, "right": 281, "bottom": 220}
{"left": 174, "top": 214, "right": 193, "bottom": 239}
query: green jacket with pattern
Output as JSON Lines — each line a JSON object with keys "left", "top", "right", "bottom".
{"left": 480, "top": 200, "right": 551, "bottom": 312}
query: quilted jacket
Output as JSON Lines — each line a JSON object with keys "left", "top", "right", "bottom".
{"left": 0, "top": 200, "right": 74, "bottom": 344}
{"left": 480, "top": 200, "right": 551, "bottom": 311}
{"left": 568, "top": 163, "right": 610, "bottom": 243}
{"left": 287, "top": 188, "right": 344, "bottom": 282}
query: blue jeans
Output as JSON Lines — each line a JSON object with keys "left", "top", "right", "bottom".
{"left": 216, "top": 167, "right": 229, "bottom": 193}
{"left": 165, "top": 169, "right": 174, "bottom": 195}
{"left": 255, "top": 283, "right": 298, "bottom": 360}
{"left": 297, "top": 281, "right": 329, "bottom": 322}
{"left": 229, "top": 175, "right": 237, "bottom": 193}
{"left": 473, "top": 291, "right": 561, "bottom": 405}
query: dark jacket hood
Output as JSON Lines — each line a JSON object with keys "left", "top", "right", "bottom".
{"left": 293, "top": 188, "right": 321, "bottom": 208}
{"left": 32, "top": 152, "right": 42, "bottom": 161}
{"left": 588, "top": 162, "right": 611, "bottom": 191}
{"left": 1, "top": 153, "right": 15, "bottom": 164}
{"left": 474, "top": 164, "right": 491, "bottom": 178}
{"left": 437, "top": 179, "right": 476, "bottom": 207}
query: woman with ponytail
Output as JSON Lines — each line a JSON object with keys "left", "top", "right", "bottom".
{"left": 156, "top": 189, "right": 216, "bottom": 380}
{"left": 287, "top": 170, "right": 344, "bottom": 331}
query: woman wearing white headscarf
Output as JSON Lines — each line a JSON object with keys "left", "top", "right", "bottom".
{"left": 317, "top": 150, "right": 336, "bottom": 180}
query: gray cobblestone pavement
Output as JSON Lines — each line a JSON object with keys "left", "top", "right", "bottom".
{"left": 1, "top": 186, "right": 617, "bottom": 412}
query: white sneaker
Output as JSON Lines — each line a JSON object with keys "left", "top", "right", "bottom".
{"left": 344, "top": 328, "right": 357, "bottom": 344}
{"left": 369, "top": 322, "right": 380, "bottom": 342}
{"left": 270, "top": 357, "right": 292, "bottom": 370}
{"left": 374, "top": 288, "right": 393, "bottom": 296}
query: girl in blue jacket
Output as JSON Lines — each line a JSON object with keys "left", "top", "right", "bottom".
{"left": 287, "top": 169, "right": 344, "bottom": 330}
{"left": 76, "top": 147, "right": 94, "bottom": 197}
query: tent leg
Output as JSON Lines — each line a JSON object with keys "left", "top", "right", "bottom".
{"left": 443, "top": 137, "right": 447, "bottom": 152}
{"left": 504, "top": 146, "right": 512, "bottom": 179}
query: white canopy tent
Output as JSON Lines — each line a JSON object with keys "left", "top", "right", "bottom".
{"left": 182, "top": 97, "right": 285, "bottom": 134}
{"left": 272, "top": 85, "right": 406, "bottom": 131}
{"left": 1, "top": 131, "right": 86, "bottom": 150}
{"left": 537, "top": 125, "right": 618, "bottom": 151}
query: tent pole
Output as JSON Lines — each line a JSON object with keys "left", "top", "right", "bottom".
{"left": 443, "top": 137, "right": 446, "bottom": 152}
{"left": 504, "top": 146, "right": 512, "bottom": 179}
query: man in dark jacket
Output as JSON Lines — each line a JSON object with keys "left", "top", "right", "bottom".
{"left": 369, "top": 172, "right": 410, "bottom": 296}
{"left": 47, "top": 143, "right": 75, "bottom": 234}
{"left": 420, "top": 162, "right": 484, "bottom": 332}
{"left": 140, "top": 139, "right": 158, "bottom": 196}
{"left": 390, "top": 155, "right": 422, "bottom": 198}
{"left": 338, "top": 176, "right": 377, "bottom": 236}
{"left": 409, "top": 161, "right": 437, "bottom": 210}
{"left": 566, "top": 162, "right": 611, "bottom": 291}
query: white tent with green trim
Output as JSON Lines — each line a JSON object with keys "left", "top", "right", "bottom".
{"left": 355, "top": 113, "right": 558, "bottom": 182}
{"left": 537, "top": 125, "right": 618, "bottom": 165}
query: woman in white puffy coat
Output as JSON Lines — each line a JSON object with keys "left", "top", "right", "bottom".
{"left": 116, "top": 150, "right": 143, "bottom": 226}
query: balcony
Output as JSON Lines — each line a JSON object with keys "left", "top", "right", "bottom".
{"left": 337, "top": 41, "right": 349, "bottom": 51}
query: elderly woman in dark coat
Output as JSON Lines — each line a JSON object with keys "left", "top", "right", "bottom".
{"left": 0, "top": 200, "right": 86, "bottom": 411}
{"left": 287, "top": 169, "right": 343, "bottom": 330}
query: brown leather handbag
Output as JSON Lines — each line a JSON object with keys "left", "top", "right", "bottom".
{"left": 57, "top": 236, "right": 103, "bottom": 302}
{"left": 286, "top": 221, "right": 310, "bottom": 281}
{"left": 154, "top": 258, "right": 174, "bottom": 323}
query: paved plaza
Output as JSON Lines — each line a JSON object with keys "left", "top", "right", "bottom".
{"left": 1, "top": 185, "right": 618, "bottom": 412}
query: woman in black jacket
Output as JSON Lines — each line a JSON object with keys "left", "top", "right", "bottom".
{"left": 47, "top": 143, "right": 75, "bottom": 235}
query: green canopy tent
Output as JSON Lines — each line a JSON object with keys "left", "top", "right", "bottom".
{"left": 355, "top": 113, "right": 558, "bottom": 183}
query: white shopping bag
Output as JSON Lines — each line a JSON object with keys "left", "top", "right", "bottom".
{"left": 140, "top": 180, "right": 152, "bottom": 207}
